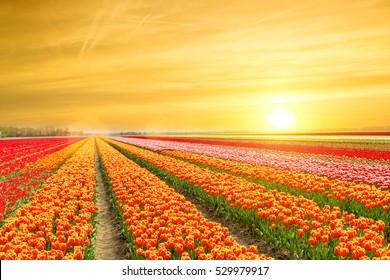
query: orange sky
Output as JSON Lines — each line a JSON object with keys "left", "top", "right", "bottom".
{"left": 1, "top": 0, "right": 390, "bottom": 133}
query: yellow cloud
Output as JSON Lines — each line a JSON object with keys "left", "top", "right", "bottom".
{"left": 0, "top": 0, "right": 390, "bottom": 132}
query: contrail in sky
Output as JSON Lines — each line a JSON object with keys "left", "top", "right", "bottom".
{"left": 79, "top": 9, "right": 104, "bottom": 58}
{"left": 84, "top": 2, "right": 127, "bottom": 56}
{"left": 79, "top": 1, "right": 128, "bottom": 58}
{"left": 130, "top": 14, "right": 151, "bottom": 39}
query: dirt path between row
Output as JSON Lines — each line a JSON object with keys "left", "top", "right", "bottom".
{"left": 93, "top": 141, "right": 129, "bottom": 260}
{"left": 167, "top": 182, "right": 291, "bottom": 260}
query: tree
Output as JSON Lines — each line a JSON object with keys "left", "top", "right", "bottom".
{"left": 0, "top": 127, "right": 8, "bottom": 138}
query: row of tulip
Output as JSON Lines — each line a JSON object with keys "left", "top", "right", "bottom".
{"left": 257, "top": 148, "right": 385, "bottom": 166}
{"left": 96, "top": 137, "right": 270, "bottom": 260}
{"left": 0, "top": 138, "right": 89, "bottom": 224}
{"left": 0, "top": 138, "right": 81, "bottom": 164}
{"left": 110, "top": 137, "right": 390, "bottom": 189}
{"left": 126, "top": 136, "right": 390, "bottom": 161}
{"left": 0, "top": 138, "right": 84, "bottom": 176}
{"left": 161, "top": 150, "right": 390, "bottom": 221}
{"left": 26, "top": 138, "right": 88, "bottom": 171}
{"left": 0, "top": 138, "right": 97, "bottom": 260}
{"left": 119, "top": 137, "right": 390, "bottom": 166}
{"left": 104, "top": 138, "right": 390, "bottom": 260}
{"left": 0, "top": 170, "right": 50, "bottom": 222}
{"left": 119, "top": 137, "right": 390, "bottom": 168}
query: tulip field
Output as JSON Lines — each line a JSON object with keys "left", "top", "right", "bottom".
{"left": 1, "top": 135, "right": 390, "bottom": 260}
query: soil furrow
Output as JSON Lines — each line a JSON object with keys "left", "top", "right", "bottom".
{"left": 93, "top": 141, "right": 129, "bottom": 260}
{"left": 165, "top": 180, "right": 291, "bottom": 260}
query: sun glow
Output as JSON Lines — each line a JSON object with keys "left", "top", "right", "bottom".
{"left": 267, "top": 108, "right": 295, "bottom": 130}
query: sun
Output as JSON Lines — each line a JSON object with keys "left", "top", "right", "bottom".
{"left": 267, "top": 108, "right": 295, "bottom": 130}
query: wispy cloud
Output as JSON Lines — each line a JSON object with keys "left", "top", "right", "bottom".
{"left": 78, "top": 8, "right": 104, "bottom": 58}
{"left": 129, "top": 14, "right": 151, "bottom": 39}
{"left": 79, "top": 1, "right": 129, "bottom": 58}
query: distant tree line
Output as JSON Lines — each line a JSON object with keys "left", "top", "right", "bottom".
{"left": 0, "top": 126, "right": 83, "bottom": 138}
{"left": 117, "top": 131, "right": 145, "bottom": 136}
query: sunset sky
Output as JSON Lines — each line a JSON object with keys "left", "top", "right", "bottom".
{"left": 1, "top": 0, "right": 390, "bottom": 133}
